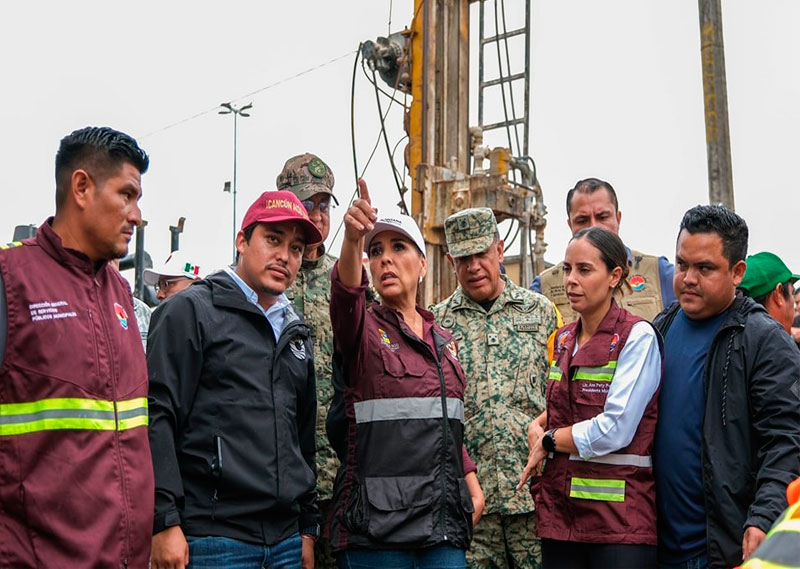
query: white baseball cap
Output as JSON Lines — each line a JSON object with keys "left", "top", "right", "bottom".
{"left": 363, "top": 214, "right": 426, "bottom": 257}
{"left": 142, "top": 250, "right": 203, "bottom": 286}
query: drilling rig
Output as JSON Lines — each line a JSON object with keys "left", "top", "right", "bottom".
{"left": 362, "top": 0, "right": 546, "bottom": 307}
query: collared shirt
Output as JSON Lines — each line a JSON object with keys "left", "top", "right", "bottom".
{"left": 571, "top": 321, "right": 661, "bottom": 458}
{"left": 224, "top": 267, "right": 289, "bottom": 341}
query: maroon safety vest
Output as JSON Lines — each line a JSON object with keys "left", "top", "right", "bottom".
{"left": 534, "top": 300, "right": 660, "bottom": 545}
{"left": 0, "top": 220, "right": 154, "bottom": 568}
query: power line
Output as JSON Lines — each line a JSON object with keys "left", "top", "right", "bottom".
{"left": 137, "top": 50, "right": 357, "bottom": 141}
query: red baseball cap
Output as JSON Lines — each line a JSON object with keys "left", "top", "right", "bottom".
{"left": 240, "top": 190, "right": 323, "bottom": 245}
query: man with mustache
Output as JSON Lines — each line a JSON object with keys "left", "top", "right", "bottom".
{"left": 653, "top": 205, "right": 800, "bottom": 569}
{"left": 147, "top": 190, "right": 323, "bottom": 569}
{"left": 434, "top": 208, "right": 557, "bottom": 569}
{"left": 0, "top": 126, "right": 154, "bottom": 567}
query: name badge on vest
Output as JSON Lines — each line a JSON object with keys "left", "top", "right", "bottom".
{"left": 513, "top": 315, "right": 540, "bottom": 332}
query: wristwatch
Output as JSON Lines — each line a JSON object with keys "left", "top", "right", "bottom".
{"left": 542, "top": 429, "right": 557, "bottom": 453}
{"left": 301, "top": 524, "right": 320, "bottom": 541}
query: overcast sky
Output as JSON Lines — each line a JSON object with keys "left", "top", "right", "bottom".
{"left": 2, "top": 1, "right": 798, "bottom": 289}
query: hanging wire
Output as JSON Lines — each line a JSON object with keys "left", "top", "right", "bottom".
{"left": 391, "top": 134, "right": 409, "bottom": 171}
{"left": 370, "top": 67, "right": 407, "bottom": 213}
{"left": 499, "top": 0, "right": 523, "bottom": 156}
{"left": 493, "top": 0, "right": 515, "bottom": 155}
{"left": 350, "top": 44, "right": 363, "bottom": 196}
{"left": 137, "top": 50, "right": 356, "bottom": 141}
{"left": 362, "top": 60, "right": 409, "bottom": 108}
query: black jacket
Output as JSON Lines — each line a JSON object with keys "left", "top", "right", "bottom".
{"left": 148, "top": 270, "right": 319, "bottom": 545}
{"left": 654, "top": 295, "right": 800, "bottom": 569}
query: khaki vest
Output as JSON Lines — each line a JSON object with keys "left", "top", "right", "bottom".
{"left": 540, "top": 249, "right": 664, "bottom": 322}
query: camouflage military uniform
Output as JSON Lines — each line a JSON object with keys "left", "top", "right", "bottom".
{"left": 279, "top": 152, "right": 339, "bottom": 568}
{"left": 286, "top": 248, "right": 338, "bottom": 568}
{"left": 433, "top": 207, "right": 557, "bottom": 569}
{"left": 287, "top": 249, "right": 339, "bottom": 502}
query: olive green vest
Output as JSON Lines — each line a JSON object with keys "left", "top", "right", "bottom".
{"left": 539, "top": 249, "right": 664, "bottom": 322}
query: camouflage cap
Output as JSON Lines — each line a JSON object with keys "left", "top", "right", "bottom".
{"left": 444, "top": 207, "right": 498, "bottom": 258}
{"left": 276, "top": 153, "right": 338, "bottom": 205}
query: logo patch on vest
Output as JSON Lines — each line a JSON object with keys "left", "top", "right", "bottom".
{"left": 609, "top": 333, "right": 620, "bottom": 353}
{"left": 556, "top": 330, "right": 571, "bottom": 354}
{"left": 378, "top": 328, "right": 399, "bottom": 351}
{"left": 289, "top": 337, "right": 306, "bottom": 360}
{"left": 446, "top": 340, "right": 459, "bottom": 360}
{"left": 630, "top": 275, "right": 646, "bottom": 291}
{"left": 114, "top": 303, "right": 129, "bottom": 330}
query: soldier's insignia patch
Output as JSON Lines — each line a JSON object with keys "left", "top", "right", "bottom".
{"left": 308, "top": 158, "right": 327, "bottom": 178}
{"left": 609, "top": 333, "right": 620, "bottom": 353}
{"left": 290, "top": 337, "right": 307, "bottom": 360}
{"left": 446, "top": 340, "right": 459, "bottom": 360}
{"left": 630, "top": 275, "right": 646, "bottom": 291}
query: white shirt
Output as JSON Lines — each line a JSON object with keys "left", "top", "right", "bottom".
{"left": 571, "top": 321, "right": 662, "bottom": 459}
{"left": 224, "top": 267, "right": 290, "bottom": 341}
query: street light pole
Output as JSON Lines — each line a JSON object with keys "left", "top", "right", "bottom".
{"left": 219, "top": 101, "right": 253, "bottom": 262}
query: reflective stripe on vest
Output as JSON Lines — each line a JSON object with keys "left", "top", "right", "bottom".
{"left": 354, "top": 397, "right": 464, "bottom": 424}
{"left": 741, "top": 530, "right": 800, "bottom": 568}
{"left": 548, "top": 366, "right": 563, "bottom": 381}
{"left": 0, "top": 397, "right": 148, "bottom": 436}
{"left": 573, "top": 361, "right": 618, "bottom": 382}
{"left": 569, "top": 452, "right": 653, "bottom": 468}
{"left": 740, "top": 501, "right": 800, "bottom": 568}
{"left": 569, "top": 477, "right": 626, "bottom": 502}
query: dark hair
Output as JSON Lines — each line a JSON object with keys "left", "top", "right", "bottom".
{"left": 566, "top": 177, "right": 619, "bottom": 217}
{"left": 752, "top": 281, "right": 793, "bottom": 306}
{"left": 570, "top": 227, "right": 630, "bottom": 290}
{"left": 679, "top": 205, "right": 748, "bottom": 267}
{"left": 234, "top": 222, "right": 259, "bottom": 264}
{"left": 55, "top": 126, "right": 149, "bottom": 211}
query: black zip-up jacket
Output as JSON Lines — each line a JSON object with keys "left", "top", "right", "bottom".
{"left": 148, "top": 270, "right": 319, "bottom": 545}
{"left": 654, "top": 295, "right": 800, "bottom": 569}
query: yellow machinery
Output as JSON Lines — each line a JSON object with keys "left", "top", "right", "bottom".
{"left": 363, "top": 0, "right": 547, "bottom": 306}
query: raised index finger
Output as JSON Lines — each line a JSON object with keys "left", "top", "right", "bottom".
{"left": 357, "top": 178, "right": 371, "bottom": 205}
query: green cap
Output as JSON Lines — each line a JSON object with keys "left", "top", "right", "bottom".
{"left": 444, "top": 207, "right": 498, "bottom": 258}
{"left": 276, "top": 153, "right": 338, "bottom": 204}
{"left": 740, "top": 252, "right": 800, "bottom": 298}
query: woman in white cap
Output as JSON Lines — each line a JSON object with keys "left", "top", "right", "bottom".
{"left": 326, "top": 180, "right": 483, "bottom": 569}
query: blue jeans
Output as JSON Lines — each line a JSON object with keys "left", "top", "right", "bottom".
{"left": 336, "top": 546, "right": 466, "bottom": 569}
{"left": 187, "top": 533, "right": 302, "bottom": 569}
{"left": 659, "top": 553, "right": 708, "bottom": 569}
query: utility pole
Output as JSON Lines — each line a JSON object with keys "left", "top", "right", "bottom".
{"left": 219, "top": 102, "right": 252, "bottom": 262}
{"left": 698, "top": 0, "right": 735, "bottom": 209}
